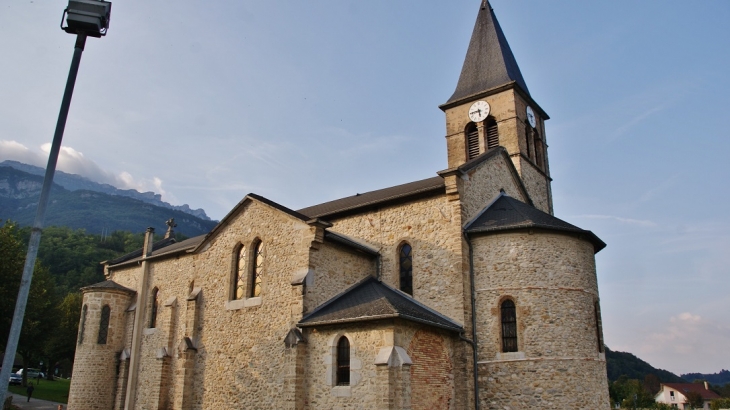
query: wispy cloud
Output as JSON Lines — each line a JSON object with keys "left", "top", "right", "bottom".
{"left": 608, "top": 102, "right": 670, "bottom": 142}
{"left": 572, "top": 214, "right": 657, "bottom": 227}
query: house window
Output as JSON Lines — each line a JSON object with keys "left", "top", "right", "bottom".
{"left": 670, "top": 391, "right": 675, "bottom": 401}
{"left": 399, "top": 243, "right": 413, "bottom": 295}
{"left": 336, "top": 336, "right": 350, "bottom": 386}
{"left": 594, "top": 300, "right": 605, "bottom": 353}
{"left": 78, "top": 304, "right": 88, "bottom": 345}
{"left": 486, "top": 117, "right": 499, "bottom": 149}
{"left": 149, "top": 287, "right": 159, "bottom": 328}
{"left": 97, "top": 305, "right": 110, "bottom": 344}
{"left": 501, "top": 299, "right": 518, "bottom": 352}
{"left": 465, "top": 122, "right": 479, "bottom": 160}
{"left": 250, "top": 240, "right": 264, "bottom": 298}
{"left": 233, "top": 244, "right": 247, "bottom": 300}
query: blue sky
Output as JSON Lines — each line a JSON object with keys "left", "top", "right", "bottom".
{"left": 1, "top": 1, "right": 728, "bottom": 375}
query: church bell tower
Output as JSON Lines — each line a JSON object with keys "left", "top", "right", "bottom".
{"left": 439, "top": 1, "right": 553, "bottom": 213}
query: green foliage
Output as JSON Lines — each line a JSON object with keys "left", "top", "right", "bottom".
{"left": 685, "top": 390, "right": 704, "bottom": 409}
{"left": 606, "top": 346, "right": 686, "bottom": 383}
{"left": 683, "top": 370, "right": 730, "bottom": 386}
{"left": 713, "top": 383, "right": 730, "bottom": 398}
{"left": 17, "top": 226, "right": 145, "bottom": 294}
{"left": 0, "top": 220, "right": 26, "bottom": 350}
{"left": 711, "top": 398, "right": 730, "bottom": 410}
{"left": 609, "top": 377, "right": 656, "bottom": 408}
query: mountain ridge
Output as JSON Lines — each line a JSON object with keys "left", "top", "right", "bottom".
{"left": 0, "top": 160, "right": 211, "bottom": 220}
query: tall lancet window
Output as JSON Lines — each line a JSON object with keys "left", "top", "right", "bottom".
{"left": 399, "top": 243, "right": 413, "bottom": 295}
{"left": 98, "top": 305, "right": 110, "bottom": 344}
{"left": 534, "top": 132, "right": 545, "bottom": 170}
{"left": 336, "top": 336, "right": 350, "bottom": 386}
{"left": 234, "top": 244, "right": 246, "bottom": 300}
{"left": 524, "top": 122, "right": 533, "bottom": 160}
{"left": 486, "top": 117, "right": 499, "bottom": 149}
{"left": 149, "top": 287, "right": 159, "bottom": 328}
{"left": 465, "top": 122, "right": 479, "bottom": 160}
{"left": 501, "top": 299, "right": 518, "bottom": 352}
{"left": 250, "top": 240, "right": 264, "bottom": 298}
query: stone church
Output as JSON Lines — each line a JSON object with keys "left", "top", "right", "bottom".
{"left": 68, "top": 3, "right": 611, "bottom": 409}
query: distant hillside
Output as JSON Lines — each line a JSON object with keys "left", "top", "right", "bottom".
{"left": 606, "top": 346, "right": 686, "bottom": 383}
{"left": 0, "top": 160, "right": 211, "bottom": 220}
{"left": 682, "top": 370, "right": 730, "bottom": 385}
{"left": 0, "top": 166, "right": 217, "bottom": 237}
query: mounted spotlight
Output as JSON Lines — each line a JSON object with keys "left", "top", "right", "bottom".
{"left": 61, "top": 0, "right": 112, "bottom": 37}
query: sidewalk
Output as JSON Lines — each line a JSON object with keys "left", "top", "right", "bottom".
{"left": 6, "top": 393, "right": 65, "bottom": 410}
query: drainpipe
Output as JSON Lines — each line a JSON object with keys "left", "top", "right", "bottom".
{"left": 124, "top": 227, "right": 155, "bottom": 410}
{"left": 463, "top": 231, "right": 480, "bottom": 410}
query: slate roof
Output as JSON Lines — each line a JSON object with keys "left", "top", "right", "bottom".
{"left": 465, "top": 193, "right": 606, "bottom": 252}
{"left": 661, "top": 383, "right": 721, "bottom": 400}
{"left": 80, "top": 280, "right": 135, "bottom": 294}
{"left": 443, "top": 1, "right": 530, "bottom": 106}
{"left": 298, "top": 276, "right": 463, "bottom": 332}
{"left": 106, "top": 235, "right": 204, "bottom": 267}
{"left": 297, "top": 176, "right": 445, "bottom": 219}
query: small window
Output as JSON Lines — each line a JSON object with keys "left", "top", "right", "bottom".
{"left": 399, "top": 243, "right": 413, "bottom": 295}
{"left": 149, "top": 288, "right": 159, "bottom": 328}
{"left": 234, "top": 245, "right": 247, "bottom": 300}
{"left": 98, "top": 305, "right": 110, "bottom": 344}
{"left": 250, "top": 240, "right": 264, "bottom": 298}
{"left": 501, "top": 299, "right": 518, "bottom": 352}
{"left": 78, "top": 304, "right": 88, "bottom": 345}
{"left": 465, "top": 122, "right": 479, "bottom": 160}
{"left": 485, "top": 117, "right": 499, "bottom": 149}
{"left": 336, "top": 337, "right": 350, "bottom": 386}
{"left": 594, "top": 300, "right": 604, "bottom": 353}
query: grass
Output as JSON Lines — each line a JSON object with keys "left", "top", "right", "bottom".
{"left": 8, "top": 377, "right": 70, "bottom": 404}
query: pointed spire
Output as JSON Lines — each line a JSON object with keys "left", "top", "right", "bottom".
{"left": 444, "top": 1, "right": 530, "bottom": 106}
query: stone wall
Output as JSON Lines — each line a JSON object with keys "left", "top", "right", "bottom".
{"left": 326, "top": 195, "right": 466, "bottom": 325}
{"left": 511, "top": 155, "right": 551, "bottom": 214}
{"left": 304, "top": 240, "right": 376, "bottom": 313}
{"left": 470, "top": 231, "right": 610, "bottom": 409}
{"left": 458, "top": 152, "right": 528, "bottom": 222}
{"left": 68, "top": 288, "right": 133, "bottom": 410}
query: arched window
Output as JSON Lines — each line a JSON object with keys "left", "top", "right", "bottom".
{"left": 594, "top": 300, "right": 604, "bottom": 353}
{"left": 149, "top": 288, "right": 159, "bottom": 328}
{"left": 500, "top": 299, "right": 517, "bottom": 352}
{"left": 534, "top": 132, "right": 544, "bottom": 170}
{"left": 78, "top": 304, "right": 88, "bottom": 345}
{"left": 336, "top": 336, "right": 350, "bottom": 386}
{"left": 250, "top": 240, "right": 264, "bottom": 298}
{"left": 399, "top": 243, "right": 413, "bottom": 295}
{"left": 485, "top": 117, "right": 499, "bottom": 149}
{"left": 234, "top": 244, "right": 247, "bottom": 300}
{"left": 465, "top": 122, "right": 479, "bottom": 160}
{"left": 524, "top": 122, "right": 532, "bottom": 160}
{"left": 98, "top": 305, "right": 110, "bottom": 344}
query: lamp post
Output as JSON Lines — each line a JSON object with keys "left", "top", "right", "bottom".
{"left": 0, "top": 0, "right": 111, "bottom": 403}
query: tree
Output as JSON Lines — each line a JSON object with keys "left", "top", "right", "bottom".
{"left": 711, "top": 398, "right": 730, "bottom": 410}
{"left": 685, "top": 391, "right": 704, "bottom": 409}
{"left": 43, "top": 292, "right": 82, "bottom": 378}
{"left": 0, "top": 220, "right": 26, "bottom": 351}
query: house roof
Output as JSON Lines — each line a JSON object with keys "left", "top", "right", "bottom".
{"left": 298, "top": 276, "right": 463, "bottom": 332}
{"left": 442, "top": 1, "right": 529, "bottom": 107}
{"left": 80, "top": 280, "right": 135, "bottom": 294}
{"left": 106, "top": 235, "right": 204, "bottom": 268}
{"left": 661, "top": 383, "right": 722, "bottom": 400}
{"left": 297, "top": 176, "right": 445, "bottom": 220}
{"left": 464, "top": 192, "right": 606, "bottom": 252}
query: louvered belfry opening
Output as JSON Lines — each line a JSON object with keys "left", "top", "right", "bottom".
{"left": 466, "top": 122, "right": 480, "bottom": 160}
{"left": 501, "top": 299, "right": 517, "bottom": 352}
{"left": 486, "top": 117, "right": 499, "bottom": 149}
{"left": 336, "top": 337, "right": 350, "bottom": 386}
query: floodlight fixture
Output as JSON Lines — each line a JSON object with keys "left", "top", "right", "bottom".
{"left": 62, "top": 0, "right": 112, "bottom": 37}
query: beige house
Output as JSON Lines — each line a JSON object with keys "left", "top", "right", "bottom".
{"left": 655, "top": 382, "right": 722, "bottom": 410}
{"left": 68, "top": 3, "right": 612, "bottom": 409}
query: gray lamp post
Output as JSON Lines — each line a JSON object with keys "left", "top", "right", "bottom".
{"left": 0, "top": 0, "right": 111, "bottom": 403}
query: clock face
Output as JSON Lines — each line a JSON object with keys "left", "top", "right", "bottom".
{"left": 468, "top": 101, "right": 490, "bottom": 123}
{"left": 526, "top": 106, "right": 536, "bottom": 128}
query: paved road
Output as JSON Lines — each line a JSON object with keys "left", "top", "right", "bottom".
{"left": 6, "top": 393, "right": 65, "bottom": 410}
